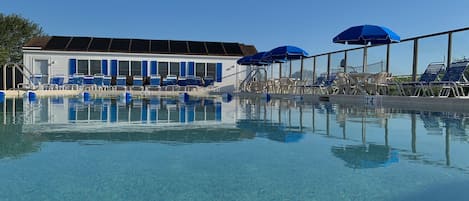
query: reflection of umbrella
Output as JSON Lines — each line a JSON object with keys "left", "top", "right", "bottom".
{"left": 236, "top": 119, "right": 304, "bottom": 143}
{"left": 331, "top": 144, "right": 399, "bottom": 169}
{"left": 333, "top": 25, "right": 400, "bottom": 72}
{"left": 262, "top": 45, "right": 308, "bottom": 63}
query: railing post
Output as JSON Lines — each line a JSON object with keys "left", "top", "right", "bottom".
{"left": 327, "top": 53, "right": 331, "bottom": 78}
{"left": 313, "top": 56, "right": 317, "bottom": 82}
{"left": 447, "top": 32, "right": 453, "bottom": 68}
{"left": 412, "top": 39, "right": 419, "bottom": 81}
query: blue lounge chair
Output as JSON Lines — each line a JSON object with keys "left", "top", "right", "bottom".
{"left": 113, "top": 75, "right": 127, "bottom": 90}
{"left": 147, "top": 74, "right": 161, "bottom": 91}
{"left": 83, "top": 75, "right": 96, "bottom": 90}
{"left": 163, "top": 75, "right": 178, "bottom": 86}
{"left": 103, "top": 75, "right": 112, "bottom": 90}
{"left": 430, "top": 60, "right": 469, "bottom": 97}
{"left": 399, "top": 62, "right": 445, "bottom": 96}
{"left": 203, "top": 76, "right": 214, "bottom": 87}
{"left": 44, "top": 75, "right": 65, "bottom": 90}
{"left": 132, "top": 75, "right": 144, "bottom": 91}
{"left": 64, "top": 73, "right": 84, "bottom": 90}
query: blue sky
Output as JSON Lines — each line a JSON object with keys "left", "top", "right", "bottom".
{"left": 2, "top": 0, "right": 469, "bottom": 56}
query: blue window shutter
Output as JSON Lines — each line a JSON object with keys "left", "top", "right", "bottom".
{"left": 111, "top": 60, "right": 118, "bottom": 76}
{"left": 142, "top": 61, "right": 148, "bottom": 77}
{"left": 216, "top": 63, "right": 222, "bottom": 82}
{"left": 180, "top": 62, "right": 186, "bottom": 77}
{"left": 69, "top": 59, "right": 77, "bottom": 75}
{"left": 101, "top": 60, "right": 108, "bottom": 75}
{"left": 150, "top": 61, "right": 157, "bottom": 75}
{"left": 188, "top": 62, "right": 195, "bottom": 76}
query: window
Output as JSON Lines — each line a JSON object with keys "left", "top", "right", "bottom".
{"left": 77, "top": 60, "right": 89, "bottom": 75}
{"left": 170, "top": 62, "right": 180, "bottom": 76}
{"left": 207, "top": 63, "right": 216, "bottom": 78}
{"left": 158, "top": 62, "right": 168, "bottom": 77}
{"left": 90, "top": 60, "right": 101, "bottom": 75}
{"left": 119, "top": 61, "right": 129, "bottom": 76}
{"left": 131, "top": 61, "right": 142, "bottom": 76}
{"left": 196, "top": 63, "right": 205, "bottom": 77}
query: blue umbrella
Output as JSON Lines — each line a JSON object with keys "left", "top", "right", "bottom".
{"left": 237, "top": 55, "right": 254, "bottom": 65}
{"left": 250, "top": 51, "right": 271, "bottom": 66}
{"left": 333, "top": 25, "right": 400, "bottom": 72}
{"left": 262, "top": 45, "right": 309, "bottom": 63}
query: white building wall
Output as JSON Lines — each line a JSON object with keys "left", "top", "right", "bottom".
{"left": 23, "top": 50, "right": 246, "bottom": 89}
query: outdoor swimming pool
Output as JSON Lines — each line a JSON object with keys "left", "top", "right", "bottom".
{"left": 1, "top": 96, "right": 469, "bottom": 201}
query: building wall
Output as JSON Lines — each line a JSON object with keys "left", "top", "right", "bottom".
{"left": 23, "top": 50, "right": 245, "bottom": 89}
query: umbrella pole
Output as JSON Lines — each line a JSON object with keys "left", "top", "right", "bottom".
{"left": 363, "top": 45, "right": 368, "bottom": 73}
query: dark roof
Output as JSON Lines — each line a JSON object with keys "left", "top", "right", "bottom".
{"left": 24, "top": 36, "right": 257, "bottom": 56}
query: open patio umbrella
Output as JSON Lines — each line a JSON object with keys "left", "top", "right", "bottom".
{"left": 237, "top": 55, "right": 254, "bottom": 65}
{"left": 262, "top": 45, "right": 309, "bottom": 63}
{"left": 333, "top": 25, "right": 400, "bottom": 72}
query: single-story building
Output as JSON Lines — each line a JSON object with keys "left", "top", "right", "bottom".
{"left": 19, "top": 36, "right": 257, "bottom": 90}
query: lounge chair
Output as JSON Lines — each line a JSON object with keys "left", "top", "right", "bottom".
{"left": 44, "top": 75, "right": 65, "bottom": 90}
{"left": 112, "top": 75, "right": 127, "bottom": 91}
{"left": 162, "top": 75, "right": 178, "bottom": 91}
{"left": 399, "top": 62, "right": 445, "bottom": 96}
{"left": 430, "top": 60, "right": 469, "bottom": 97}
{"left": 147, "top": 74, "right": 161, "bottom": 91}
{"left": 94, "top": 74, "right": 104, "bottom": 90}
{"left": 132, "top": 75, "right": 144, "bottom": 91}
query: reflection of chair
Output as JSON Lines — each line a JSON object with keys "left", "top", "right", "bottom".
{"left": 331, "top": 144, "right": 399, "bottom": 169}
{"left": 420, "top": 111, "right": 443, "bottom": 135}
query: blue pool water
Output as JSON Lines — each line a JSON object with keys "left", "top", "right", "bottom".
{"left": 1, "top": 97, "right": 469, "bottom": 200}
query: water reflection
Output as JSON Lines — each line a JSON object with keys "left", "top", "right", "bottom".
{"left": 331, "top": 144, "right": 399, "bottom": 169}
{"left": 2, "top": 97, "right": 469, "bottom": 172}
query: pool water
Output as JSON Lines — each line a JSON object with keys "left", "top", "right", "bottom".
{"left": 1, "top": 97, "right": 469, "bottom": 201}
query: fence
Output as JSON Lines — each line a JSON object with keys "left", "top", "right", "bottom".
{"left": 271, "top": 26, "right": 469, "bottom": 82}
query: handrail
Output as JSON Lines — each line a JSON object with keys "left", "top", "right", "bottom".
{"left": 2, "top": 62, "right": 37, "bottom": 90}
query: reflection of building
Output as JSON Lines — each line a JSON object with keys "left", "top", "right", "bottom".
{"left": 22, "top": 97, "right": 226, "bottom": 126}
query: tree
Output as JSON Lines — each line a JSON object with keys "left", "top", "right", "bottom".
{"left": 0, "top": 13, "right": 45, "bottom": 65}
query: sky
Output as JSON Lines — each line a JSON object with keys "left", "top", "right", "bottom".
{"left": 2, "top": 0, "right": 469, "bottom": 56}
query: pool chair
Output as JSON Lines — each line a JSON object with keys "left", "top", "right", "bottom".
{"left": 83, "top": 75, "right": 96, "bottom": 90}
{"left": 309, "top": 73, "right": 330, "bottom": 95}
{"left": 93, "top": 74, "right": 105, "bottom": 90}
{"left": 44, "top": 75, "right": 65, "bottom": 90}
{"left": 112, "top": 75, "right": 127, "bottom": 91}
{"left": 131, "top": 75, "right": 144, "bottom": 91}
{"left": 184, "top": 75, "right": 203, "bottom": 91}
{"left": 203, "top": 76, "right": 214, "bottom": 87}
{"left": 399, "top": 62, "right": 445, "bottom": 96}
{"left": 64, "top": 73, "right": 84, "bottom": 90}
{"left": 146, "top": 75, "right": 161, "bottom": 91}
{"left": 162, "top": 75, "right": 178, "bottom": 91}
{"left": 30, "top": 74, "right": 45, "bottom": 89}
{"left": 102, "top": 75, "right": 112, "bottom": 90}
{"left": 430, "top": 60, "right": 469, "bottom": 97}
